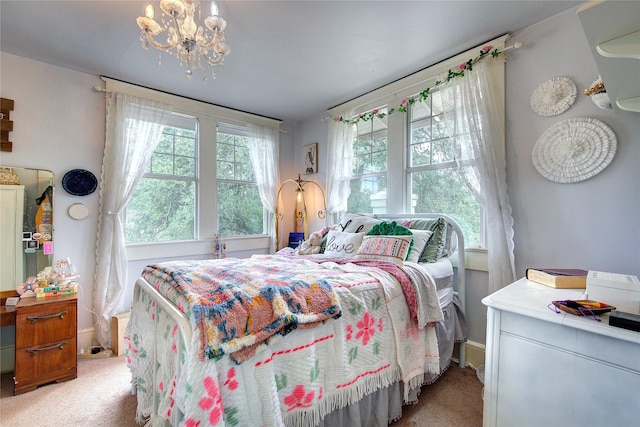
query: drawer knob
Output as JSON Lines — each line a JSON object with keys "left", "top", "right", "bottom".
{"left": 27, "top": 310, "right": 68, "bottom": 324}
{"left": 26, "top": 341, "right": 67, "bottom": 354}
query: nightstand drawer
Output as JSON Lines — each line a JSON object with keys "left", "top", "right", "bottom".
{"left": 16, "top": 302, "right": 76, "bottom": 347}
{"left": 15, "top": 337, "right": 77, "bottom": 378}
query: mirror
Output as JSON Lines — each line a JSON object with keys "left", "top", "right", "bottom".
{"left": 0, "top": 166, "right": 54, "bottom": 292}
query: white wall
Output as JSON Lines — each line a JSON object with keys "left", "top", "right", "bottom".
{"left": 294, "top": 6, "right": 640, "bottom": 345}
{"left": 507, "top": 7, "right": 640, "bottom": 279}
{"left": 1, "top": 53, "right": 104, "bottom": 332}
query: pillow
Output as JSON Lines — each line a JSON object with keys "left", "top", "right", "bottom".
{"left": 406, "top": 229, "right": 433, "bottom": 263}
{"left": 366, "top": 221, "right": 412, "bottom": 237}
{"left": 355, "top": 235, "right": 413, "bottom": 266}
{"left": 336, "top": 212, "right": 382, "bottom": 234}
{"left": 410, "top": 217, "right": 447, "bottom": 262}
{"left": 323, "top": 230, "right": 364, "bottom": 258}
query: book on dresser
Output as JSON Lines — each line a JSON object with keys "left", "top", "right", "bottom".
{"left": 525, "top": 268, "right": 588, "bottom": 289}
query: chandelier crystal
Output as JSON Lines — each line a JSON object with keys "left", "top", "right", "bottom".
{"left": 136, "top": 0, "right": 230, "bottom": 80}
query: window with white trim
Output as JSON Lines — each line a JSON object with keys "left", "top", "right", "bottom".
{"left": 408, "top": 89, "right": 483, "bottom": 247}
{"left": 216, "top": 123, "right": 264, "bottom": 236}
{"left": 126, "top": 113, "right": 198, "bottom": 243}
{"left": 339, "top": 37, "right": 506, "bottom": 251}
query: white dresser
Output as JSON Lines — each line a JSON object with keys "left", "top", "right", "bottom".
{"left": 482, "top": 278, "right": 640, "bottom": 427}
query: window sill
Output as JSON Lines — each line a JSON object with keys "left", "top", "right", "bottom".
{"left": 126, "top": 235, "right": 271, "bottom": 261}
{"left": 450, "top": 248, "right": 488, "bottom": 272}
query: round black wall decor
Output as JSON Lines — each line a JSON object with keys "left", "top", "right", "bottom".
{"left": 62, "top": 169, "right": 98, "bottom": 196}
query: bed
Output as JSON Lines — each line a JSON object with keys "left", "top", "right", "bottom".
{"left": 125, "top": 213, "right": 467, "bottom": 426}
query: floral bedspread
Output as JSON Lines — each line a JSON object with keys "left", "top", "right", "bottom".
{"left": 141, "top": 257, "right": 342, "bottom": 363}
{"left": 126, "top": 255, "right": 442, "bottom": 426}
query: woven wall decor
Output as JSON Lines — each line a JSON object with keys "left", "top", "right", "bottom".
{"left": 532, "top": 117, "right": 616, "bottom": 183}
{"left": 530, "top": 77, "right": 577, "bottom": 116}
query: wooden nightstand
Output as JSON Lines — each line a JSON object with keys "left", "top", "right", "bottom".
{"left": 14, "top": 294, "right": 77, "bottom": 395}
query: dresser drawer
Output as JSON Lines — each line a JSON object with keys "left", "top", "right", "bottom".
{"left": 16, "top": 301, "right": 76, "bottom": 348}
{"left": 15, "top": 337, "right": 77, "bottom": 381}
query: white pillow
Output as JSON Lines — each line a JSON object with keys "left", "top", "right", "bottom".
{"left": 406, "top": 229, "right": 434, "bottom": 263}
{"left": 355, "top": 235, "right": 413, "bottom": 266}
{"left": 336, "top": 212, "right": 382, "bottom": 234}
{"left": 323, "top": 230, "right": 364, "bottom": 258}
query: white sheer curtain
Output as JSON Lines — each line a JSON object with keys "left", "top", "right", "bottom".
{"left": 326, "top": 114, "right": 355, "bottom": 219}
{"left": 247, "top": 123, "right": 280, "bottom": 253}
{"left": 93, "top": 93, "right": 172, "bottom": 348}
{"left": 440, "top": 61, "right": 516, "bottom": 293}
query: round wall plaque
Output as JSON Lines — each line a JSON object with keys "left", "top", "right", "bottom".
{"left": 530, "top": 77, "right": 577, "bottom": 117}
{"left": 62, "top": 169, "right": 98, "bottom": 196}
{"left": 532, "top": 117, "right": 616, "bottom": 183}
{"left": 68, "top": 203, "right": 90, "bottom": 220}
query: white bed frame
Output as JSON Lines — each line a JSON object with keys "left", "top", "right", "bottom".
{"left": 131, "top": 213, "right": 466, "bottom": 425}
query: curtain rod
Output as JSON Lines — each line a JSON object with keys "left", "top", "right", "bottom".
{"left": 324, "top": 38, "right": 525, "bottom": 119}
{"left": 91, "top": 86, "right": 288, "bottom": 133}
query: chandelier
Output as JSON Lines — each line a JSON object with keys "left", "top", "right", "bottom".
{"left": 136, "top": 0, "right": 230, "bottom": 80}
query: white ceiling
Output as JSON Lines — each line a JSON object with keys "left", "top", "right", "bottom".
{"left": 0, "top": 1, "right": 582, "bottom": 123}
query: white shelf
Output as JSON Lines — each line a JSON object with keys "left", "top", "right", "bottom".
{"left": 617, "top": 96, "right": 640, "bottom": 113}
{"left": 596, "top": 30, "right": 640, "bottom": 59}
{"left": 578, "top": 1, "right": 640, "bottom": 114}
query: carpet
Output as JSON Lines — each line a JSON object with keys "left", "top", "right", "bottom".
{"left": 0, "top": 356, "right": 483, "bottom": 426}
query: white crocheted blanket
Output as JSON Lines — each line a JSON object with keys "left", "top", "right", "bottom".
{"left": 126, "top": 256, "right": 442, "bottom": 426}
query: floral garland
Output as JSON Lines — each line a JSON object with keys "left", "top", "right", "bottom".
{"left": 332, "top": 44, "right": 504, "bottom": 125}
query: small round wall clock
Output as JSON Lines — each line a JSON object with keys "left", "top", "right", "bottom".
{"left": 532, "top": 117, "right": 616, "bottom": 183}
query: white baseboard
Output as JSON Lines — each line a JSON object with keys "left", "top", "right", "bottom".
{"left": 77, "top": 327, "right": 95, "bottom": 354}
{"left": 463, "top": 340, "right": 486, "bottom": 370}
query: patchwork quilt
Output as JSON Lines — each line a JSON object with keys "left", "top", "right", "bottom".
{"left": 126, "top": 255, "right": 443, "bottom": 426}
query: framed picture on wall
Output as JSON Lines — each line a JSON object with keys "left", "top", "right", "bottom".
{"left": 303, "top": 142, "right": 318, "bottom": 174}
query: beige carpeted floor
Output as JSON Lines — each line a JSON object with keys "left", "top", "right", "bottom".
{"left": 0, "top": 356, "right": 483, "bottom": 426}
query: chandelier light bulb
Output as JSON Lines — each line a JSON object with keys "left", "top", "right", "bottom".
{"left": 210, "top": 1, "right": 219, "bottom": 16}
{"left": 145, "top": 4, "right": 155, "bottom": 19}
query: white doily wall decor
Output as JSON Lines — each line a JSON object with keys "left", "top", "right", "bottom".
{"left": 532, "top": 117, "right": 616, "bottom": 183}
{"left": 68, "top": 203, "right": 89, "bottom": 220}
{"left": 530, "top": 77, "right": 577, "bottom": 116}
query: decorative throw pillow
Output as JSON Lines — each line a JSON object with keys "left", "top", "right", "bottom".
{"left": 336, "top": 212, "right": 382, "bottom": 234}
{"left": 355, "top": 234, "right": 413, "bottom": 266}
{"left": 410, "top": 217, "right": 448, "bottom": 263}
{"left": 406, "top": 229, "right": 433, "bottom": 263}
{"left": 323, "top": 230, "right": 365, "bottom": 258}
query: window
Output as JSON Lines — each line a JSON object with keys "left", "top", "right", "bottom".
{"left": 347, "top": 107, "right": 388, "bottom": 214}
{"left": 336, "top": 36, "right": 507, "bottom": 254}
{"left": 126, "top": 114, "right": 198, "bottom": 243}
{"left": 408, "top": 90, "right": 482, "bottom": 247}
{"left": 216, "top": 124, "right": 264, "bottom": 236}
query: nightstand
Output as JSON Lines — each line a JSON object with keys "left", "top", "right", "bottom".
{"left": 14, "top": 294, "right": 77, "bottom": 395}
{"left": 482, "top": 278, "right": 640, "bottom": 426}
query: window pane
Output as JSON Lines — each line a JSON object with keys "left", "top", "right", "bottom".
{"left": 217, "top": 182, "right": 263, "bottom": 236}
{"left": 347, "top": 174, "right": 387, "bottom": 214}
{"left": 126, "top": 177, "right": 196, "bottom": 243}
{"left": 411, "top": 169, "right": 480, "bottom": 246}
{"left": 409, "top": 88, "right": 483, "bottom": 247}
{"left": 126, "top": 119, "right": 198, "bottom": 244}
{"left": 216, "top": 125, "right": 263, "bottom": 236}
{"left": 349, "top": 107, "right": 388, "bottom": 212}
